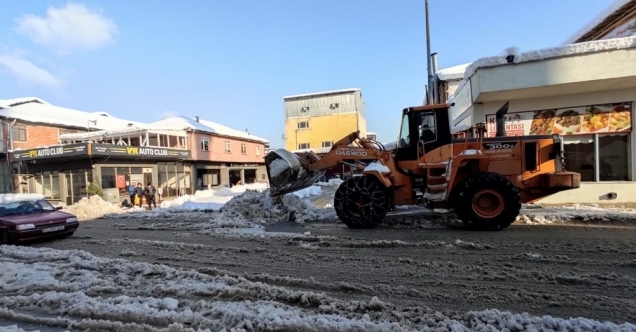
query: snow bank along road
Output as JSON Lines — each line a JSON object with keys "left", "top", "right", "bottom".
{"left": 2, "top": 209, "right": 635, "bottom": 332}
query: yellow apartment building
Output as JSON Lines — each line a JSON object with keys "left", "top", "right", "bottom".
{"left": 283, "top": 88, "right": 367, "bottom": 152}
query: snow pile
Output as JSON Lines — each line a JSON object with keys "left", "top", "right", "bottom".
{"left": 0, "top": 326, "right": 49, "bottom": 332}
{"left": 436, "top": 62, "right": 471, "bottom": 81}
{"left": 62, "top": 195, "right": 125, "bottom": 221}
{"left": 1, "top": 245, "right": 635, "bottom": 332}
{"left": 517, "top": 204, "right": 636, "bottom": 225}
{"left": 364, "top": 161, "right": 390, "bottom": 173}
{"left": 317, "top": 178, "right": 344, "bottom": 188}
{"left": 206, "top": 189, "right": 335, "bottom": 228}
{"left": 292, "top": 185, "right": 322, "bottom": 198}
{"left": 160, "top": 183, "right": 270, "bottom": 211}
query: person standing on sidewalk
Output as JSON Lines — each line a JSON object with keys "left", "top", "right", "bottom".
{"left": 134, "top": 183, "right": 144, "bottom": 207}
{"left": 144, "top": 181, "right": 157, "bottom": 210}
{"left": 157, "top": 183, "right": 163, "bottom": 202}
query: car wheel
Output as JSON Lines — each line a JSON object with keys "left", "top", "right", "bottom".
{"left": 0, "top": 230, "right": 10, "bottom": 245}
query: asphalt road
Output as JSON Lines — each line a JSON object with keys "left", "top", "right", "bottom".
{"left": 25, "top": 210, "right": 636, "bottom": 326}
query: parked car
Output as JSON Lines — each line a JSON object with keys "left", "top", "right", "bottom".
{"left": 0, "top": 194, "right": 79, "bottom": 245}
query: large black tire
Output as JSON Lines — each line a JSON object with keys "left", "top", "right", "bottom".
{"left": 453, "top": 172, "right": 521, "bottom": 231}
{"left": 334, "top": 176, "right": 391, "bottom": 229}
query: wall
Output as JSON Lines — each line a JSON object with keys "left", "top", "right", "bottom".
{"left": 284, "top": 112, "right": 364, "bottom": 151}
{"left": 10, "top": 123, "right": 63, "bottom": 150}
{"left": 190, "top": 132, "right": 265, "bottom": 163}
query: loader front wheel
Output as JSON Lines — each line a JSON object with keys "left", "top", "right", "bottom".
{"left": 454, "top": 172, "right": 520, "bottom": 231}
{"left": 334, "top": 176, "right": 390, "bottom": 229}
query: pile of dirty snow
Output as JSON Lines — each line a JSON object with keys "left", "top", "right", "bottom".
{"left": 62, "top": 195, "right": 126, "bottom": 221}
{"left": 516, "top": 204, "right": 636, "bottom": 225}
{"left": 317, "top": 178, "right": 344, "bottom": 187}
{"left": 205, "top": 189, "right": 335, "bottom": 229}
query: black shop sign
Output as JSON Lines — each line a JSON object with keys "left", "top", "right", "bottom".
{"left": 12, "top": 144, "right": 88, "bottom": 161}
{"left": 91, "top": 144, "right": 191, "bottom": 159}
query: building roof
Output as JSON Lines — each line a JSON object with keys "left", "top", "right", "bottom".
{"left": 0, "top": 98, "right": 143, "bottom": 130}
{"left": 563, "top": 0, "right": 636, "bottom": 44}
{"left": 449, "top": 36, "right": 636, "bottom": 102}
{"left": 150, "top": 116, "right": 270, "bottom": 143}
{"left": 436, "top": 62, "right": 472, "bottom": 81}
{"left": 283, "top": 88, "right": 361, "bottom": 100}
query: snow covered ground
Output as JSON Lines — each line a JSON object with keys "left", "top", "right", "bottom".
{"left": 1, "top": 245, "right": 635, "bottom": 332}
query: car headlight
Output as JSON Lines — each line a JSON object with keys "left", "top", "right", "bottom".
{"left": 16, "top": 223, "right": 35, "bottom": 230}
{"left": 66, "top": 217, "right": 78, "bottom": 223}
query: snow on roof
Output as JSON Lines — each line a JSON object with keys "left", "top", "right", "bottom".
{"left": 449, "top": 36, "right": 636, "bottom": 102}
{"left": 197, "top": 118, "right": 269, "bottom": 143}
{"left": 283, "top": 88, "right": 361, "bottom": 100}
{"left": 562, "top": 0, "right": 634, "bottom": 45}
{"left": 366, "top": 132, "right": 377, "bottom": 135}
{"left": 148, "top": 116, "right": 269, "bottom": 143}
{"left": 436, "top": 62, "right": 472, "bottom": 81}
{"left": 0, "top": 98, "right": 142, "bottom": 130}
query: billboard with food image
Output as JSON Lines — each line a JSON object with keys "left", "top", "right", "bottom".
{"left": 486, "top": 102, "right": 632, "bottom": 137}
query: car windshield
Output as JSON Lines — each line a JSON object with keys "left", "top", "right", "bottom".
{"left": 0, "top": 199, "right": 56, "bottom": 217}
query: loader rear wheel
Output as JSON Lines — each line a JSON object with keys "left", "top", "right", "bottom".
{"left": 454, "top": 172, "right": 520, "bottom": 231}
{"left": 334, "top": 176, "right": 390, "bottom": 229}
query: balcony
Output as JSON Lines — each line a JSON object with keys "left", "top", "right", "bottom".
{"left": 60, "top": 126, "right": 188, "bottom": 150}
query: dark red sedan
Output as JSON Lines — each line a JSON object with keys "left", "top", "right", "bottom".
{"left": 0, "top": 194, "right": 79, "bottom": 245}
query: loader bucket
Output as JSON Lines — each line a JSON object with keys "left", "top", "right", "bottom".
{"left": 264, "top": 149, "right": 326, "bottom": 197}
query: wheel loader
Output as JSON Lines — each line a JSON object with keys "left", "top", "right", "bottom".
{"left": 264, "top": 102, "right": 581, "bottom": 231}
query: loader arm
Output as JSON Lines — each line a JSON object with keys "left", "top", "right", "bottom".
{"left": 264, "top": 131, "right": 392, "bottom": 196}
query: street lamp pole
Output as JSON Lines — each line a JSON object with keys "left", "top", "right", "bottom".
{"left": 425, "top": 0, "right": 433, "bottom": 105}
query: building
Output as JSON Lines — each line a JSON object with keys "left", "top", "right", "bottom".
{"left": 4, "top": 98, "right": 270, "bottom": 205}
{"left": 446, "top": 43, "right": 636, "bottom": 203}
{"left": 0, "top": 97, "right": 144, "bottom": 195}
{"left": 283, "top": 88, "right": 367, "bottom": 152}
{"left": 563, "top": 0, "right": 636, "bottom": 44}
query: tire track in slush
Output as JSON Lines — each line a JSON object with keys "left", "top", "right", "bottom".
{"left": 31, "top": 218, "right": 636, "bottom": 324}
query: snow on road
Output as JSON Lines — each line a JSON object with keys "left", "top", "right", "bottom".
{"left": 2, "top": 245, "right": 635, "bottom": 332}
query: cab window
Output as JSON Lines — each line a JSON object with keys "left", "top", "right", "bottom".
{"left": 398, "top": 113, "right": 410, "bottom": 148}
{"left": 419, "top": 112, "right": 437, "bottom": 143}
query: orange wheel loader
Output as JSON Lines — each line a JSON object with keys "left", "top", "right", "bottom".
{"left": 264, "top": 102, "right": 581, "bottom": 231}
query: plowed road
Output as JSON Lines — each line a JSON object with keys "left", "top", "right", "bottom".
{"left": 30, "top": 212, "right": 636, "bottom": 324}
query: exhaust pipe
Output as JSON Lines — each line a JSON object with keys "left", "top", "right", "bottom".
{"left": 495, "top": 101, "right": 510, "bottom": 137}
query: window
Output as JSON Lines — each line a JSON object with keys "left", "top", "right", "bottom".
{"left": 329, "top": 103, "right": 339, "bottom": 109}
{"left": 321, "top": 141, "right": 333, "bottom": 148}
{"left": 563, "top": 136, "right": 595, "bottom": 182}
{"left": 298, "top": 143, "right": 309, "bottom": 150}
{"left": 241, "top": 143, "right": 247, "bottom": 154}
{"left": 301, "top": 106, "right": 309, "bottom": 113}
{"left": 224, "top": 141, "right": 231, "bottom": 153}
{"left": 599, "top": 134, "right": 629, "bottom": 181}
{"left": 101, "top": 167, "right": 117, "bottom": 189}
{"left": 201, "top": 137, "right": 209, "bottom": 151}
{"left": 255, "top": 146, "right": 261, "bottom": 156}
{"left": 11, "top": 125, "right": 27, "bottom": 142}
{"left": 297, "top": 121, "right": 309, "bottom": 129}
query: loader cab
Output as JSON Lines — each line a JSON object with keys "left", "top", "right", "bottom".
{"left": 395, "top": 105, "right": 452, "bottom": 161}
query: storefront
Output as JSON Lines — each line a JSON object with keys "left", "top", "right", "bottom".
{"left": 448, "top": 36, "right": 636, "bottom": 203}
{"left": 193, "top": 162, "right": 267, "bottom": 190}
{"left": 11, "top": 143, "right": 193, "bottom": 205}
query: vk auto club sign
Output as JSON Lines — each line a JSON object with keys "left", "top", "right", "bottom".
{"left": 91, "top": 144, "right": 191, "bottom": 159}
{"left": 12, "top": 144, "right": 88, "bottom": 161}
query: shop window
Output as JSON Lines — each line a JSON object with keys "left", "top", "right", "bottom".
{"left": 599, "top": 134, "right": 629, "bottom": 181}
{"left": 225, "top": 141, "right": 231, "bottom": 153}
{"left": 11, "top": 125, "right": 27, "bottom": 142}
{"left": 72, "top": 170, "right": 87, "bottom": 203}
{"left": 255, "top": 146, "right": 260, "bottom": 156}
{"left": 241, "top": 143, "right": 247, "bottom": 155}
{"left": 51, "top": 171, "right": 60, "bottom": 199}
{"left": 158, "top": 163, "right": 167, "bottom": 190}
{"left": 167, "top": 163, "right": 178, "bottom": 197}
{"left": 101, "top": 167, "right": 116, "bottom": 189}
{"left": 201, "top": 137, "right": 209, "bottom": 151}
{"left": 298, "top": 143, "right": 309, "bottom": 150}
{"left": 563, "top": 136, "right": 595, "bottom": 182}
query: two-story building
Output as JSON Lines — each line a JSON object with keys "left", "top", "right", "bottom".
{"left": 283, "top": 88, "right": 367, "bottom": 152}
{"left": 4, "top": 97, "right": 270, "bottom": 204}
{"left": 0, "top": 97, "right": 144, "bottom": 196}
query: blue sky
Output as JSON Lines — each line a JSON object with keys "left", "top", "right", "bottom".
{"left": 0, "top": 1, "right": 610, "bottom": 148}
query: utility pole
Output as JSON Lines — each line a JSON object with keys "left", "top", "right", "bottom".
{"left": 425, "top": 0, "right": 433, "bottom": 105}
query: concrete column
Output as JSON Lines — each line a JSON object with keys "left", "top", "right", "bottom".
{"left": 240, "top": 169, "right": 245, "bottom": 184}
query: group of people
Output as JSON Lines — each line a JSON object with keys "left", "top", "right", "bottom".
{"left": 126, "top": 182, "right": 162, "bottom": 210}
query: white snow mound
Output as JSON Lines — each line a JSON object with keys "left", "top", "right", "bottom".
{"left": 62, "top": 195, "right": 124, "bottom": 221}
